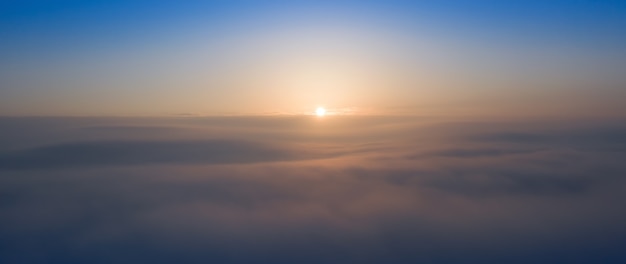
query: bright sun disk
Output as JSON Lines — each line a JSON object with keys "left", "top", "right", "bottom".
{"left": 316, "top": 107, "right": 326, "bottom": 117}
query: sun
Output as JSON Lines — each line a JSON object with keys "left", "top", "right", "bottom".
{"left": 315, "top": 107, "right": 326, "bottom": 117}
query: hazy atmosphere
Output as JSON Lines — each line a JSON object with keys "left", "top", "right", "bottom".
{"left": 1, "top": 1, "right": 625, "bottom": 263}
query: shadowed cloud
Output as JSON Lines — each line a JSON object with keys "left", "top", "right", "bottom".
{"left": 0, "top": 140, "right": 326, "bottom": 170}
{"left": 422, "top": 147, "right": 544, "bottom": 158}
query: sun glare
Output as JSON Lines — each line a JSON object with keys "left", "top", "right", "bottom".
{"left": 316, "top": 107, "right": 326, "bottom": 117}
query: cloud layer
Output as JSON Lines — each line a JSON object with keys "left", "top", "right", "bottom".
{"left": 0, "top": 116, "right": 625, "bottom": 264}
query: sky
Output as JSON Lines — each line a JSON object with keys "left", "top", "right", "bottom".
{"left": 1, "top": 0, "right": 625, "bottom": 116}
{"left": 1, "top": 1, "right": 626, "bottom": 264}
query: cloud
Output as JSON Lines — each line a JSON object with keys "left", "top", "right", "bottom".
{"left": 474, "top": 126, "right": 626, "bottom": 151}
{"left": 0, "top": 139, "right": 331, "bottom": 170}
{"left": 420, "top": 147, "right": 544, "bottom": 158}
{"left": 1, "top": 116, "right": 626, "bottom": 263}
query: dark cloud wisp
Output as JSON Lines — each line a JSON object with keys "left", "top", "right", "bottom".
{"left": 0, "top": 139, "right": 325, "bottom": 170}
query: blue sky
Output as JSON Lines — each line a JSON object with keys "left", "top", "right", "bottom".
{"left": 2, "top": 0, "right": 625, "bottom": 55}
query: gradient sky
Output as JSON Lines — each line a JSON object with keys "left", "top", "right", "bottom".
{"left": 1, "top": 0, "right": 626, "bottom": 116}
